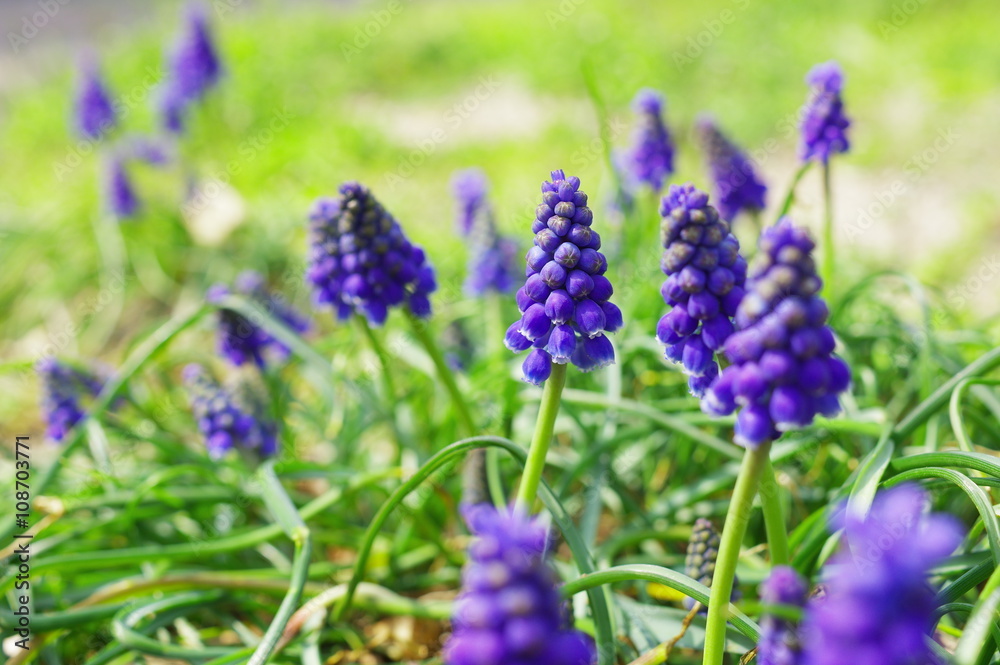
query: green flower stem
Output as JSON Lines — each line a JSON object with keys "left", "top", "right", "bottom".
{"left": 516, "top": 363, "right": 568, "bottom": 512}
{"left": 759, "top": 457, "right": 790, "bottom": 566}
{"left": 821, "top": 161, "right": 835, "bottom": 297}
{"left": 356, "top": 315, "right": 398, "bottom": 404}
{"left": 249, "top": 461, "right": 312, "bottom": 665}
{"left": 702, "top": 440, "right": 772, "bottom": 665}
{"left": 406, "top": 309, "right": 476, "bottom": 436}
{"left": 775, "top": 162, "right": 812, "bottom": 221}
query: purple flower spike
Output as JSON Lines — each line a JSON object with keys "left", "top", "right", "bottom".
{"left": 702, "top": 217, "right": 850, "bottom": 447}
{"left": 208, "top": 271, "right": 309, "bottom": 368}
{"left": 307, "top": 182, "right": 436, "bottom": 325}
{"left": 696, "top": 116, "right": 767, "bottom": 222}
{"left": 506, "top": 170, "right": 620, "bottom": 385}
{"left": 183, "top": 364, "right": 278, "bottom": 458}
{"left": 799, "top": 61, "right": 850, "bottom": 163}
{"left": 656, "top": 183, "right": 746, "bottom": 397}
{"left": 444, "top": 504, "right": 595, "bottom": 665}
{"left": 37, "top": 358, "right": 107, "bottom": 443}
{"left": 452, "top": 168, "right": 489, "bottom": 236}
{"left": 705, "top": 218, "right": 850, "bottom": 447}
{"left": 167, "top": 4, "right": 221, "bottom": 104}
{"left": 625, "top": 88, "right": 675, "bottom": 191}
{"left": 802, "top": 484, "right": 962, "bottom": 665}
{"left": 757, "top": 566, "right": 807, "bottom": 665}
{"left": 455, "top": 170, "right": 521, "bottom": 297}
{"left": 73, "top": 57, "right": 117, "bottom": 140}
{"left": 105, "top": 155, "right": 139, "bottom": 220}
{"left": 159, "top": 3, "right": 222, "bottom": 132}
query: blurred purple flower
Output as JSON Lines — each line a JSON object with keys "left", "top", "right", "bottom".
{"left": 758, "top": 566, "right": 807, "bottom": 665}
{"left": 799, "top": 62, "right": 850, "bottom": 163}
{"left": 802, "top": 485, "right": 961, "bottom": 665}
{"left": 625, "top": 88, "right": 675, "bottom": 191}
{"left": 452, "top": 168, "right": 490, "bottom": 236}
{"left": 73, "top": 56, "right": 117, "bottom": 140}
{"left": 105, "top": 155, "right": 139, "bottom": 220}
{"left": 183, "top": 364, "right": 277, "bottom": 458}
{"left": 37, "top": 358, "right": 105, "bottom": 442}
{"left": 696, "top": 115, "right": 767, "bottom": 222}
{"left": 444, "top": 504, "right": 595, "bottom": 665}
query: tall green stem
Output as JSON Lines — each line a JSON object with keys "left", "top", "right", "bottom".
{"left": 821, "top": 161, "right": 835, "bottom": 297}
{"left": 759, "top": 457, "right": 790, "bottom": 566}
{"left": 356, "top": 315, "right": 397, "bottom": 403}
{"left": 406, "top": 310, "right": 475, "bottom": 436}
{"left": 516, "top": 363, "right": 568, "bottom": 512}
{"left": 702, "top": 440, "right": 772, "bottom": 665}
{"left": 775, "top": 162, "right": 812, "bottom": 221}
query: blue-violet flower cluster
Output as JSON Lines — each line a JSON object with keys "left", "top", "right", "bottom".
{"left": 444, "top": 504, "right": 594, "bottom": 665}
{"left": 183, "top": 364, "right": 277, "bottom": 458}
{"left": 207, "top": 271, "right": 309, "bottom": 368}
{"left": 704, "top": 219, "right": 850, "bottom": 447}
{"left": 757, "top": 566, "right": 807, "bottom": 665}
{"left": 105, "top": 155, "right": 140, "bottom": 220}
{"left": 696, "top": 116, "right": 767, "bottom": 222}
{"left": 74, "top": 58, "right": 117, "bottom": 140}
{"left": 802, "top": 484, "right": 961, "bottom": 665}
{"left": 657, "top": 183, "right": 747, "bottom": 397}
{"left": 37, "top": 358, "right": 105, "bottom": 443}
{"left": 505, "top": 170, "right": 622, "bottom": 385}
{"left": 159, "top": 4, "right": 222, "bottom": 133}
{"left": 452, "top": 168, "right": 489, "bottom": 237}
{"left": 307, "top": 181, "right": 436, "bottom": 325}
{"left": 799, "top": 62, "right": 850, "bottom": 164}
{"left": 625, "top": 88, "right": 675, "bottom": 191}
{"left": 453, "top": 170, "right": 520, "bottom": 297}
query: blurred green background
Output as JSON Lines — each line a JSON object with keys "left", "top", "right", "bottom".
{"left": 2, "top": 0, "right": 1000, "bottom": 436}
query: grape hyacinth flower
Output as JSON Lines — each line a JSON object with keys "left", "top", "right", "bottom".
{"left": 656, "top": 183, "right": 747, "bottom": 397}
{"left": 73, "top": 57, "right": 117, "bottom": 140}
{"left": 504, "top": 170, "right": 622, "bottom": 385}
{"left": 307, "top": 182, "right": 436, "bottom": 325}
{"left": 183, "top": 364, "right": 277, "bottom": 458}
{"left": 167, "top": 4, "right": 221, "bottom": 105}
{"left": 802, "top": 485, "right": 961, "bottom": 665}
{"left": 105, "top": 155, "right": 139, "bottom": 220}
{"left": 799, "top": 62, "right": 850, "bottom": 164}
{"left": 684, "top": 518, "right": 739, "bottom": 610}
{"left": 452, "top": 168, "right": 490, "bottom": 237}
{"left": 207, "top": 271, "right": 309, "bottom": 368}
{"left": 444, "top": 504, "right": 595, "bottom": 665}
{"left": 37, "top": 358, "right": 105, "bottom": 442}
{"left": 757, "top": 566, "right": 807, "bottom": 665}
{"left": 159, "top": 4, "right": 221, "bottom": 133}
{"left": 704, "top": 218, "right": 850, "bottom": 447}
{"left": 452, "top": 169, "right": 521, "bottom": 297}
{"left": 696, "top": 116, "right": 767, "bottom": 223}
{"left": 625, "top": 88, "right": 675, "bottom": 191}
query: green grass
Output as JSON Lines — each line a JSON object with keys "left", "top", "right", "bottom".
{"left": 1, "top": 0, "right": 999, "bottom": 663}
